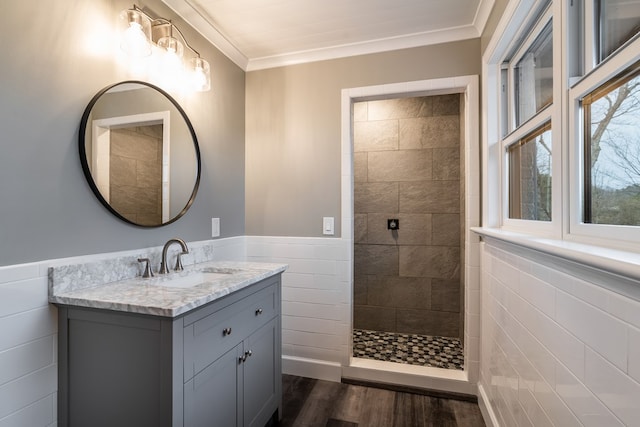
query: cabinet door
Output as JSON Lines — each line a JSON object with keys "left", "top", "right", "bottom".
{"left": 184, "top": 344, "right": 242, "bottom": 427}
{"left": 242, "top": 318, "right": 278, "bottom": 427}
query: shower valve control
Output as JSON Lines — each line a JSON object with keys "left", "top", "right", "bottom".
{"left": 387, "top": 219, "right": 399, "bottom": 230}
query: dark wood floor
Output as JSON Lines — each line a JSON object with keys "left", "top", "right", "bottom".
{"left": 276, "top": 375, "right": 485, "bottom": 427}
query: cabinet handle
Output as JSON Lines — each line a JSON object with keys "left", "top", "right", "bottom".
{"left": 255, "top": 308, "right": 263, "bottom": 316}
{"left": 222, "top": 327, "right": 232, "bottom": 336}
{"left": 239, "top": 350, "right": 253, "bottom": 363}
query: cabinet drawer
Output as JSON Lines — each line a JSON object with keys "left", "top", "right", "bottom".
{"left": 183, "top": 283, "right": 277, "bottom": 381}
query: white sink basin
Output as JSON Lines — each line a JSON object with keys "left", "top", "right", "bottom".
{"left": 153, "top": 271, "right": 232, "bottom": 289}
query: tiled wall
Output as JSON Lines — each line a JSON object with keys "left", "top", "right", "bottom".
{"left": 110, "top": 125, "right": 163, "bottom": 225}
{"left": 479, "top": 239, "right": 640, "bottom": 427}
{"left": 245, "top": 236, "right": 351, "bottom": 379}
{"left": 352, "top": 95, "right": 463, "bottom": 338}
{"left": 0, "top": 263, "right": 57, "bottom": 427}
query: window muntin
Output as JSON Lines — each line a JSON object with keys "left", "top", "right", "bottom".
{"left": 583, "top": 62, "right": 640, "bottom": 226}
{"left": 598, "top": 0, "right": 640, "bottom": 63}
{"left": 515, "top": 21, "right": 554, "bottom": 126}
{"left": 508, "top": 122, "right": 553, "bottom": 221}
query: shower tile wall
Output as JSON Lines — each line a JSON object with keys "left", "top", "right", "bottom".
{"left": 353, "top": 95, "right": 463, "bottom": 338}
{"left": 110, "top": 124, "right": 163, "bottom": 225}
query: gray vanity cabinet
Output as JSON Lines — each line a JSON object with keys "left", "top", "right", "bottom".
{"left": 183, "top": 280, "right": 280, "bottom": 427}
{"left": 184, "top": 318, "right": 278, "bottom": 427}
{"left": 184, "top": 344, "right": 242, "bottom": 427}
{"left": 57, "top": 274, "right": 282, "bottom": 427}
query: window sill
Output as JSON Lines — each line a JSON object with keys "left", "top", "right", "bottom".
{"left": 471, "top": 227, "right": 640, "bottom": 283}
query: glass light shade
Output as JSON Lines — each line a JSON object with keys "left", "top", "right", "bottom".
{"left": 153, "top": 39, "right": 184, "bottom": 90}
{"left": 119, "top": 9, "right": 152, "bottom": 57}
{"left": 189, "top": 57, "right": 211, "bottom": 92}
{"left": 157, "top": 36, "right": 184, "bottom": 57}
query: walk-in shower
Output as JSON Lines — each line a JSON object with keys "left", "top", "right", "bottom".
{"left": 352, "top": 94, "right": 465, "bottom": 371}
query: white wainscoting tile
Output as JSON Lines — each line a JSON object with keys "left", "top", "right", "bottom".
{"left": 585, "top": 347, "right": 640, "bottom": 426}
{"left": 0, "top": 336, "right": 53, "bottom": 387}
{"left": 518, "top": 272, "right": 555, "bottom": 318}
{"left": 556, "top": 290, "right": 628, "bottom": 372}
{"left": 0, "top": 395, "right": 54, "bottom": 427}
{"left": 0, "top": 365, "right": 57, "bottom": 420}
{"left": 608, "top": 292, "right": 640, "bottom": 330}
{"left": 282, "top": 315, "right": 343, "bottom": 335}
{"left": 0, "top": 264, "right": 41, "bottom": 285}
{"left": 281, "top": 272, "right": 315, "bottom": 288}
{"left": 518, "top": 385, "right": 553, "bottom": 427}
{"left": 532, "top": 377, "right": 583, "bottom": 427}
{"left": 282, "top": 301, "right": 347, "bottom": 322}
{"left": 282, "top": 287, "right": 346, "bottom": 305}
{"left": 0, "top": 307, "right": 57, "bottom": 353}
{"left": 555, "top": 360, "right": 624, "bottom": 427}
{"left": 629, "top": 327, "right": 640, "bottom": 383}
{"left": 0, "top": 277, "right": 49, "bottom": 318}
{"left": 283, "top": 330, "right": 347, "bottom": 349}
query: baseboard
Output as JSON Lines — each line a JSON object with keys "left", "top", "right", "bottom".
{"left": 477, "top": 383, "right": 499, "bottom": 427}
{"left": 282, "top": 356, "right": 342, "bottom": 382}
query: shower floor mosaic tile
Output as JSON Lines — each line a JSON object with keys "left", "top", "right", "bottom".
{"left": 353, "top": 329, "right": 464, "bottom": 370}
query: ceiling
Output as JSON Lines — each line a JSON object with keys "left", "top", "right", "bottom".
{"left": 161, "top": 0, "right": 494, "bottom": 71}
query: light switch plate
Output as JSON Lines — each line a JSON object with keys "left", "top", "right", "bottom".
{"left": 323, "top": 217, "right": 334, "bottom": 235}
{"left": 212, "top": 218, "right": 220, "bottom": 237}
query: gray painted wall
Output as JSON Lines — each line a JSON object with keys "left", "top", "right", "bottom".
{"left": 245, "top": 39, "right": 481, "bottom": 237}
{"left": 0, "top": 0, "right": 246, "bottom": 266}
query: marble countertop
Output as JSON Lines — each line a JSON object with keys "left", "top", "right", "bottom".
{"left": 49, "top": 261, "right": 287, "bottom": 317}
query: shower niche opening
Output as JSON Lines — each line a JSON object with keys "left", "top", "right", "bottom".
{"left": 352, "top": 94, "right": 465, "bottom": 371}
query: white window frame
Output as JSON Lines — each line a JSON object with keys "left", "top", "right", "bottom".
{"left": 495, "top": 2, "right": 562, "bottom": 237}
{"left": 484, "top": 0, "right": 640, "bottom": 252}
{"left": 567, "top": 35, "right": 640, "bottom": 250}
{"left": 508, "top": 7, "right": 554, "bottom": 129}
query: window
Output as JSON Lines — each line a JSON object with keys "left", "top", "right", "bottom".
{"left": 582, "top": 62, "right": 640, "bottom": 226}
{"left": 499, "top": 4, "right": 555, "bottom": 226}
{"left": 515, "top": 21, "right": 553, "bottom": 126}
{"left": 487, "top": 0, "right": 640, "bottom": 248}
{"left": 508, "top": 122, "right": 552, "bottom": 221}
{"left": 570, "top": 1, "right": 640, "bottom": 245}
{"left": 598, "top": 0, "right": 640, "bottom": 63}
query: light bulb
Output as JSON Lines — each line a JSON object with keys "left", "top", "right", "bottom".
{"left": 122, "top": 23, "right": 151, "bottom": 57}
{"left": 119, "top": 9, "right": 152, "bottom": 57}
{"left": 189, "top": 57, "right": 211, "bottom": 92}
{"left": 193, "top": 66, "right": 207, "bottom": 90}
{"left": 163, "top": 50, "right": 183, "bottom": 76}
{"left": 157, "top": 36, "right": 184, "bottom": 58}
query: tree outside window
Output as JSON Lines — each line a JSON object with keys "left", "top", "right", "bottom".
{"left": 584, "top": 64, "right": 640, "bottom": 225}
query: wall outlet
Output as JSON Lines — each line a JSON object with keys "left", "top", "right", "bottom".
{"left": 322, "top": 217, "right": 334, "bottom": 235}
{"left": 211, "top": 218, "right": 220, "bottom": 237}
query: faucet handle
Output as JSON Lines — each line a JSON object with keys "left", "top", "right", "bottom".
{"left": 137, "top": 258, "right": 154, "bottom": 278}
{"left": 174, "top": 252, "right": 187, "bottom": 271}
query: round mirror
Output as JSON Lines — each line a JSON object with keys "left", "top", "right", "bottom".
{"left": 79, "top": 81, "right": 201, "bottom": 227}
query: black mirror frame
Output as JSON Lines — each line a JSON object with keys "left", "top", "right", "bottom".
{"left": 79, "top": 80, "right": 201, "bottom": 227}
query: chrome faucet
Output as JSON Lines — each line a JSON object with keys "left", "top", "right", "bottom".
{"left": 158, "top": 238, "right": 189, "bottom": 274}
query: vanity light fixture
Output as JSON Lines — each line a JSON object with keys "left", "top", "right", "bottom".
{"left": 119, "top": 5, "right": 211, "bottom": 92}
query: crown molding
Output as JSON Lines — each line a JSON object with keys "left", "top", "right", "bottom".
{"left": 161, "top": 0, "right": 249, "bottom": 70}
{"left": 246, "top": 25, "right": 480, "bottom": 71}
{"left": 163, "top": 0, "right": 489, "bottom": 72}
{"left": 473, "top": 0, "right": 496, "bottom": 36}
